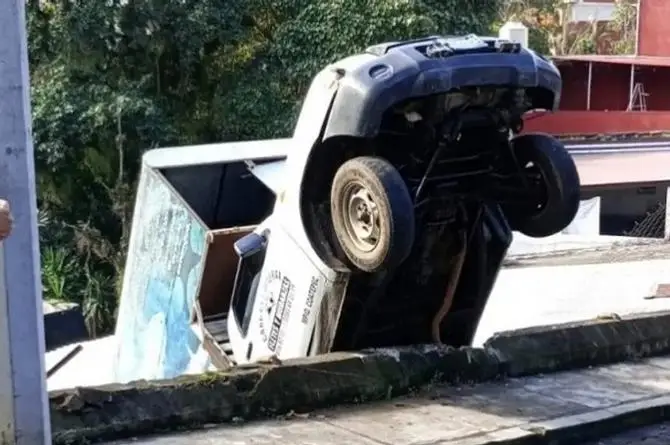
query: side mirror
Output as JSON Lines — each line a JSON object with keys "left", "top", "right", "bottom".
{"left": 234, "top": 232, "right": 267, "bottom": 258}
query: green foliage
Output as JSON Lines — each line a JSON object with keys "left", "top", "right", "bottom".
{"left": 497, "top": 0, "right": 638, "bottom": 56}
{"left": 495, "top": 0, "right": 557, "bottom": 54}
{"left": 41, "top": 246, "right": 78, "bottom": 302}
{"left": 609, "top": 0, "right": 637, "bottom": 55}
{"left": 28, "top": 0, "right": 500, "bottom": 336}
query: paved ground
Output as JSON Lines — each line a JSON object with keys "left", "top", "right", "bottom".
{"left": 583, "top": 422, "right": 670, "bottom": 444}
{"left": 105, "top": 355, "right": 670, "bottom": 445}
{"left": 473, "top": 241, "right": 670, "bottom": 345}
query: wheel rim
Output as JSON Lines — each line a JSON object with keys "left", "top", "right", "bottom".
{"left": 341, "top": 181, "right": 381, "bottom": 253}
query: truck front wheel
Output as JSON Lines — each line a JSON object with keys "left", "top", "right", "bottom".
{"left": 330, "top": 156, "right": 415, "bottom": 273}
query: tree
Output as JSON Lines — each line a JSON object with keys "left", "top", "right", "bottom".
{"left": 497, "top": 0, "right": 606, "bottom": 55}
{"left": 496, "top": 0, "right": 555, "bottom": 54}
{"left": 608, "top": 0, "right": 637, "bottom": 55}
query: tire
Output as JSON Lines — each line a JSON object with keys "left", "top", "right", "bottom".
{"left": 330, "top": 156, "right": 415, "bottom": 273}
{"left": 504, "top": 133, "right": 581, "bottom": 238}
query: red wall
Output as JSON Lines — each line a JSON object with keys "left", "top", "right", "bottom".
{"left": 559, "top": 62, "right": 670, "bottom": 112}
{"left": 525, "top": 0, "right": 670, "bottom": 135}
{"left": 634, "top": 66, "right": 670, "bottom": 110}
{"left": 638, "top": 0, "right": 670, "bottom": 57}
{"left": 557, "top": 62, "right": 589, "bottom": 110}
{"left": 529, "top": 59, "right": 670, "bottom": 135}
{"left": 559, "top": 62, "right": 631, "bottom": 111}
{"left": 523, "top": 111, "right": 670, "bottom": 135}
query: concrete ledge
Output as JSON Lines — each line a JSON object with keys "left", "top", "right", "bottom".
{"left": 50, "top": 310, "right": 670, "bottom": 444}
{"left": 484, "top": 310, "right": 670, "bottom": 377}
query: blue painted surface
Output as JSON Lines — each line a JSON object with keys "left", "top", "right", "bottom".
{"left": 113, "top": 168, "right": 207, "bottom": 382}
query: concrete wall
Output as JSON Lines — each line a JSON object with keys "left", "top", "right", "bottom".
{"left": 571, "top": 1, "right": 616, "bottom": 23}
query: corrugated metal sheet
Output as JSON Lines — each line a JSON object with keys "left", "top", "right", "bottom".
{"left": 553, "top": 55, "right": 670, "bottom": 67}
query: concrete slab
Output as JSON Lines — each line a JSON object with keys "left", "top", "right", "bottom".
{"left": 506, "top": 234, "right": 643, "bottom": 258}
{"left": 46, "top": 336, "right": 116, "bottom": 391}
{"left": 645, "top": 355, "right": 670, "bottom": 370}
{"left": 158, "top": 420, "right": 378, "bottom": 445}
{"left": 321, "top": 384, "right": 584, "bottom": 443}
{"left": 581, "top": 422, "right": 670, "bottom": 444}
{"left": 432, "top": 381, "right": 591, "bottom": 420}
{"left": 100, "top": 356, "right": 670, "bottom": 445}
{"left": 520, "top": 365, "right": 669, "bottom": 408}
{"left": 475, "top": 242, "right": 670, "bottom": 345}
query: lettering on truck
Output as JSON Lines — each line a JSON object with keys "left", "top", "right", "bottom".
{"left": 276, "top": 281, "right": 294, "bottom": 353}
{"left": 302, "top": 276, "right": 319, "bottom": 324}
{"left": 268, "top": 276, "right": 293, "bottom": 352}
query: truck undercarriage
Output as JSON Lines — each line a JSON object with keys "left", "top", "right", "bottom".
{"left": 299, "top": 86, "right": 579, "bottom": 351}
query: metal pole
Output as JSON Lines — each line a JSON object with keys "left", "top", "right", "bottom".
{"left": 634, "top": 0, "right": 641, "bottom": 56}
{"left": 0, "top": 0, "right": 52, "bottom": 443}
{"left": 586, "top": 62, "right": 593, "bottom": 111}
{"left": 628, "top": 64, "right": 636, "bottom": 110}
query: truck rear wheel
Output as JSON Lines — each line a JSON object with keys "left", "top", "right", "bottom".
{"left": 330, "top": 156, "right": 415, "bottom": 273}
{"left": 504, "top": 133, "right": 581, "bottom": 238}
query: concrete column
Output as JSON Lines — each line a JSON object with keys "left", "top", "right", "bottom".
{"left": 0, "top": 0, "right": 52, "bottom": 443}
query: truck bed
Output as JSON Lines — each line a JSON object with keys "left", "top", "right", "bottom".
{"left": 202, "top": 313, "right": 234, "bottom": 362}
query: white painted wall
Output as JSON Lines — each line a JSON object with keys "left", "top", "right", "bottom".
{"left": 499, "top": 21, "right": 529, "bottom": 47}
{"left": 570, "top": 1, "right": 616, "bottom": 22}
{"left": 564, "top": 196, "right": 601, "bottom": 235}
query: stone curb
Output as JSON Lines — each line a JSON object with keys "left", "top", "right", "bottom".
{"left": 451, "top": 394, "right": 670, "bottom": 445}
{"left": 50, "top": 310, "right": 670, "bottom": 444}
{"left": 484, "top": 310, "right": 670, "bottom": 377}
